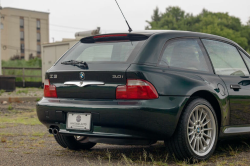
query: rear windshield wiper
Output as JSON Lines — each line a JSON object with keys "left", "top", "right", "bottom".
{"left": 61, "top": 60, "right": 88, "bottom": 68}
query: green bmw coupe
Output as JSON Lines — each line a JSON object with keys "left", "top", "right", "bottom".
{"left": 37, "top": 30, "right": 250, "bottom": 160}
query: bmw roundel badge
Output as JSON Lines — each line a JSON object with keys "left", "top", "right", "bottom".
{"left": 80, "top": 72, "right": 85, "bottom": 80}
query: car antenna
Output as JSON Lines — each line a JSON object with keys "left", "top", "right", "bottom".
{"left": 115, "top": 0, "right": 132, "bottom": 33}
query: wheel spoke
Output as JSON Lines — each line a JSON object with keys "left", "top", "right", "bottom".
{"left": 199, "top": 109, "right": 203, "bottom": 121}
{"left": 202, "top": 119, "right": 211, "bottom": 127}
{"left": 190, "top": 135, "right": 195, "bottom": 144}
{"left": 203, "top": 133, "right": 211, "bottom": 139}
{"left": 188, "top": 131, "right": 195, "bottom": 136}
{"left": 192, "top": 114, "right": 196, "bottom": 123}
{"left": 199, "top": 138, "right": 204, "bottom": 151}
{"left": 188, "top": 126, "right": 194, "bottom": 130}
{"left": 189, "top": 120, "right": 195, "bottom": 126}
{"left": 195, "top": 109, "right": 198, "bottom": 121}
{"left": 201, "top": 137, "right": 208, "bottom": 146}
{"left": 201, "top": 113, "right": 207, "bottom": 123}
{"left": 203, "top": 128, "right": 213, "bottom": 131}
{"left": 192, "top": 138, "right": 197, "bottom": 149}
{"left": 196, "top": 138, "right": 199, "bottom": 152}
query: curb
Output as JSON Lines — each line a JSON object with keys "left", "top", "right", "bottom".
{"left": 0, "top": 96, "right": 43, "bottom": 103}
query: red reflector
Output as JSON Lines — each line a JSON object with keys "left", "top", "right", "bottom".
{"left": 93, "top": 34, "right": 127, "bottom": 39}
{"left": 44, "top": 79, "right": 57, "bottom": 98}
{"left": 116, "top": 79, "right": 158, "bottom": 100}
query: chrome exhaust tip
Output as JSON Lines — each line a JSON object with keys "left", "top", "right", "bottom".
{"left": 48, "top": 128, "right": 53, "bottom": 134}
{"left": 52, "top": 128, "right": 59, "bottom": 135}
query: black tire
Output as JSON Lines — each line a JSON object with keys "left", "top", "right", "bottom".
{"left": 54, "top": 134, "right": 96, "bottom": 150}
{"left": 164, "top": 98, "right": 218, "bottom": 161}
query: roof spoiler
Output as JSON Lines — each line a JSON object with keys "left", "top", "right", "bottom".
{"left": 80, "top": 34, "right": 148, "bottom": 43}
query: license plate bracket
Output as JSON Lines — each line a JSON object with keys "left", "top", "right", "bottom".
{"left": 66, "top": 113, "right": 91, "bottom": 131}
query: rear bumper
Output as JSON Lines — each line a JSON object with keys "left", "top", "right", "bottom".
{"left": 36, "top": 96, "right": 188, "bottom": 139}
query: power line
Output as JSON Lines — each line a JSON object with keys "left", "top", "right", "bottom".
{"left": 3, "top": 14, "right": 91, "bottom": 31}
{"left": 2, "top": 44, "right": 38, "bottom": 52}
{"left": 2, "top": 19, "right": 80, "bottom": 33}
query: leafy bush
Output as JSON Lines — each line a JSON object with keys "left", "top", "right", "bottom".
{"left": 2, "top": 58, "right": 42, "bottom": 82}
{"left": 2, "top": 57, "right": 41, "bottom": 68}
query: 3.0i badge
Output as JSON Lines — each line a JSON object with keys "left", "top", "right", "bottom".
{"left": 80, "top": 72, "right": 85, "bottom": 80}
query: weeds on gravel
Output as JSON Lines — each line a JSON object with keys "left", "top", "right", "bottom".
{"left": 16, "top": 89, "right": 28, "bottom": 94}
{"left": 106, "top": 149, "right": 112, "bottom": 164}
{"left": 32, "top": 132, "right": 45, "bottom": 137}
{"left": 0, "top": 133, "right": 17, "bottom": 137}
{"left": 1, "top": 137, "right": 6, "bottom": 143}
{"left": 0, "top": 112, "right": 41, "bottom": 125}
{"left": 0, "top": 89, "right": 5, "bottom": 96}
{"left": 228, "top": 145, "right": 238, "bottom": 156}
{"left": 8, "top": 104, "right": 13, "bottom": 110}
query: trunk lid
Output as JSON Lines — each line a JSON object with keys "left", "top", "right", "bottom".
{"left": 47, "top": 34, "right": 148, "bottom": 99}
{"left": 48, "top": 64, "right": 128, "bottom": 99}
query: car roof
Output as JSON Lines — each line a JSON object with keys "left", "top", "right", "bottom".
{"left": 101, "top": 30, "right": 238, "bottom": 46}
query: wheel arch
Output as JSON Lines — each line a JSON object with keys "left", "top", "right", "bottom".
{"left": 182, "top": 90, "right": 222, "bottom": 132}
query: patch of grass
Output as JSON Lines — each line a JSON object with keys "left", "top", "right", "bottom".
{"left": 37, "top": 140, "right": 45, "bottom": 144}
{"left": 16, "top": 89, "right": 28, "bottom": 94}
{"left": 32, "top": 132, "right": 45, "bottom": 137}
{"left": 0, "top": 112, "right": 41, "bottom": 125}
{"left": 8, "top": 104, "right": 13, "bottom": 110}
{"left": 0, "top": 123, "right": 18, "bottom": 128}
{"left": 30, "top": 137, "right": 38, "bottom": 140}
{"left": 36, "top": 98, "right": 41, "bottom": 101}
{"left": 0, "top": 133, "right": 17, "bottom": 137}
{"left": 0, "top": 89, "right": 5, "bottom": 96}
{"left": 1, "top": 137, "right": 6, "bottom": 143}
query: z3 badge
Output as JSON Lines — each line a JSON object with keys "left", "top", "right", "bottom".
{"left": 50, "top": 74, "right": 57, "bottom": 78}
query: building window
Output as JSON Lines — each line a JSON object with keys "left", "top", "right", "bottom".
{"left": 37, "top": 20, "right": 40, "bottom": 29}
{"left": 20, "top": 18, "right": 24, "bottom": 28}
{"left": 37, "top": 45, "right": 41, "bottom": 54}
{"left": 20, "top": 31, "right": 24, "bottom": 40}
{"left": 21, "top": 44, "right": 25, "bottom": 53}
{"left": 37, "top": 32, "right": 40, "bottom": 42}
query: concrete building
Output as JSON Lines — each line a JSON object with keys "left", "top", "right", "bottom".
{"left": 1, "top": 7, "right": 49, "bottom": 61}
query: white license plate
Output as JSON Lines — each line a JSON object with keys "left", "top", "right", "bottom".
{"left": 66, "top": 113, "right": 91, "bottom": 131}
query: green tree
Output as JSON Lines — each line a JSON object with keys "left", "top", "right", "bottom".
{"left": 146, "top": 7, "right": 250, "bottom": 51}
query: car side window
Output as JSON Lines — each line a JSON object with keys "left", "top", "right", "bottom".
{"left": 239, "top": 50, "right": 250, "bottom": 69}
{"left": 160, "top": 39, "right": 210, "bottom": 72}
{"left": 202, "top": 39, "right": 249, "bottom": 76}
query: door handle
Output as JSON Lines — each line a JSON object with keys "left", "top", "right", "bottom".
{"left": 230, "top": 84, "right": 241, "bottom": 90}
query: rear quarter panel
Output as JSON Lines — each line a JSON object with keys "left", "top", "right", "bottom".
{"left": 126, "top": 64, "right": 230, "bottom": 127}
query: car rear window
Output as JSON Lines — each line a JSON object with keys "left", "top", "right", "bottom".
{"left": 60, "top": 41, "right": 145, "bottom": 63}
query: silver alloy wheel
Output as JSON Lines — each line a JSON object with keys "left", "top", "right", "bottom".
{"left": 187, "top": 105, "right": 216, "bottom": 156}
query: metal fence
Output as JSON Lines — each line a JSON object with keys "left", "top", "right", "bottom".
{"left": 2, "top": 67, "right": 42, "bottom": 87}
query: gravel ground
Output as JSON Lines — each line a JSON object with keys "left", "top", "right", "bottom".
{"left": 0, "top": 88, "right": 43, "bottom": 98}
{"left": 1, "top": 101, "right": 250, "bottom": 166}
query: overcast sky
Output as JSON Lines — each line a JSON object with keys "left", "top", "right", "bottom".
{"left": 2, "top": 0, "right": 250, "bottom": 42}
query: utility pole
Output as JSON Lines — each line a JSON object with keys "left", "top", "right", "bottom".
{"left": 0, "top": 5, "right": 2, "bottom": 75}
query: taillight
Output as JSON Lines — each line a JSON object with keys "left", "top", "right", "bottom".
{"left": 116, "top": 79, "right": 158, "bottom": 100}
{"left": 44, "top": 79, "right": 57, "bottom": 98}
